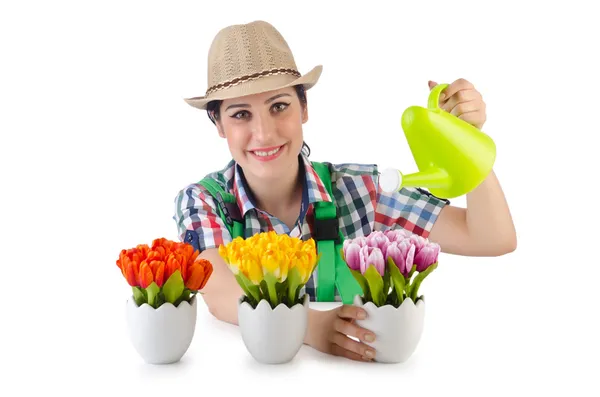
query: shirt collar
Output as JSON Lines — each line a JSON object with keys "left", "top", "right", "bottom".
{"left": 232, "top": 152, "right": 333, "bottom": 218}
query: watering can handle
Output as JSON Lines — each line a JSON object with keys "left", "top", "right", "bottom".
{"left": 427, "top": 83, "right": 449, "bottom": 110}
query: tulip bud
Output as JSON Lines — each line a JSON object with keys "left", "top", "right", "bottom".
{"left": 344, "top": 241, "right": 362, "bottom": 271}
{"left": 414, "top": 242, "right": 440, "bottom": 272}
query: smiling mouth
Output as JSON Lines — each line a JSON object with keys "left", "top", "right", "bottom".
{"left": 250, "top": 144, "right": 284, "bottom": 157}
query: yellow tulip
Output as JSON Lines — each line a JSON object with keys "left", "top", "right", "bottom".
{"left": 302, "top": 238, "right": 316, "bottom": 260}
{"left": 262, "top": 248, "right": 287, "bottom": 281}
{"left": 242, "top": 256, "right": 263, "bottom": 285}
{"left": 289, "top": 251, "right": 310, "bottom": 284}
{"left": 218, "top": 244, "right": 229, "bottom": 264}
{"left": 220, "top": 232, "right": 321, "bottom": 304}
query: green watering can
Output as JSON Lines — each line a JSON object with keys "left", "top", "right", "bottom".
{"left": 379, "top": 83, "right": 496, "bottom": 199}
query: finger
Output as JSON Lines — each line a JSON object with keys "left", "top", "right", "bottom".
{"left": 440, "top": 89, "right": 480, "bottom": 111}
{"left": 331, "top": 332, "right": 376, "bottom": 361}
{"left": 428, "top": 80, "right": 438, "bottom": 90}
{"left": 446, "top": 99, "right": 482, "bottom": 117}
{"left": 457, "top": 111, "right": 486, "bottom": 128}
{"left": 442, "top": 78, "right": 474, "bottom": 100}
{"left": 331, "top": 343, "right": 372, "bottom": 362}
{"left": 334, "top": 317, "right": 375, "bottom": 343}
{"left": 337, "top": 304, "right": 367, "bottom": 321}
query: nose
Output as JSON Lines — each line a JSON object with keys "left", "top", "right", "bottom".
{"left": 250, "top": 112, "right": 276, "bottom": 143}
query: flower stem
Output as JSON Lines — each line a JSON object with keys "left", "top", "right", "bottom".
{"left": 264, "top": 273, "right": 279, "bottom": 307}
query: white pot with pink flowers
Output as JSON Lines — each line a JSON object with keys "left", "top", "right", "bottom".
{"left": 342, "top": 229, "right": 440, "bottom": 364}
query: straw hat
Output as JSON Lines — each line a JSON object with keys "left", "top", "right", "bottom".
{"left": 183, "top": 20, "right": 323, "bottom": 110}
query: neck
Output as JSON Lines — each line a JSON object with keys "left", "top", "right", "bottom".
{"left": 243, "top": 156, "right": 303, "bottom": 217}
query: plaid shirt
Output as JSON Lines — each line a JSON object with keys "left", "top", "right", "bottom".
{"left": 173, "top": 152, "right": 449, "bottom": 302}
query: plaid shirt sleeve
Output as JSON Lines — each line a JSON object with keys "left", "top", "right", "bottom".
{"left": 172, "top": 184, "right": 233, "bottom": 252}
{"left": 371, "top": 173, "right": 449, "bottom": 238}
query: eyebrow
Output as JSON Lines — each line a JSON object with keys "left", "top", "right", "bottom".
{"left": 225, "top": 93, "right": 292, "bottom": 112}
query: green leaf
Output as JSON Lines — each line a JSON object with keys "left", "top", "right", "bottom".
{"left": 234, "top": 273, "right": 252, "bottom": 296}
{"left": 410, "top": 262, "right": 438, "bottom": 301}
{"left": 276, "top": 279, "right": 287, "bottom": 304}
{"left": 363, "top": 265, "right": 384, "bottom": 306}
{"left": 155, "top": 292, "right": 166, "bottom": 308}
{"left": 259, "top": 279, "right": 269, "bottom": 300}
{"left": 146, "top": 282, "right": 160, "bottom": 308}
{"left": 382, "top": 271, "right": 391, "bottom": 299}
{"left": 286, "top": 267, "right": 303, "bottom": 305}
{"left": 350, "top": 269, "right": 369, "bottom": 300}
{"left": 173, "top": 289, "right": 189, "bottom": 307}
{"left": 387, "top": 257, "right": 406, "bottom": 304}
{"left": 132, "top": 286, "right": 146, "bottom": 306}
{"left": 263, "top": 272, "right": 279, "bottom": 308}
{"left": 163, "top": 270, "right": 185, "bottom": 304}
{"left": 235, "top": 273, "right": 261, "bottom": 305}
{"left": 407, "top": 263, "right": 417, "bottom": 280}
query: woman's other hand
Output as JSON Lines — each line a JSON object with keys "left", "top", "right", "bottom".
{"left": 305, "top": 305, "right": 376, "bottom": 362}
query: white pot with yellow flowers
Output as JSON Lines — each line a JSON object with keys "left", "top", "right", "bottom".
{"left": 218, "top": 231, "right": 319, "bottom": 364}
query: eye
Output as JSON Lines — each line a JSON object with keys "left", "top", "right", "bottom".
{"left": 231, "top": 110, "right": 250, "bottom": 120}
{"left": 271, "top": 102, "right": 290, "bottom": 113}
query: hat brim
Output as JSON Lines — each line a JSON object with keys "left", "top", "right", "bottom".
{"left": 183, "top": 65, "right": 323, "bottom": 110}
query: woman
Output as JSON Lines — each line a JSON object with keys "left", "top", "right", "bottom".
{"left": 173, "top": 20, "right": 517, "bottom": 362}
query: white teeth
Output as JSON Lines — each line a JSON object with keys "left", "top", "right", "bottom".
{"left": 254, "top": 146, "right": 281, "bottom": 157}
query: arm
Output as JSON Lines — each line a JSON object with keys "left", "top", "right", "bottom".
{"left": 426, "top": 78, "right": 517, "bottom": 256}
{"left": 174, "top": 184, "right": 334, "bottom": 330}
{"left": 173, "top": 184, "right": 243, "bottom": 323}
{"left": 428, "top": 170, "right": 517, "bottom": 256}
{"left": 200, "top": 247, "right": 353, "bottom": 350}
{"left": 196, "top": 248, "right": 243, "bottom": 325}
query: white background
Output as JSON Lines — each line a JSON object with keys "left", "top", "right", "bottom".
{"left": 2, "top": 0, "right": 599, "bottom": 395}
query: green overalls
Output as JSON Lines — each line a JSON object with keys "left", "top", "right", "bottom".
{"left": 197, "top": 161, "right": 363, "bottom": 304}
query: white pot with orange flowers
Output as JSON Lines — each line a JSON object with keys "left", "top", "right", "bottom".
{"left": 116, "top": 238, "right": 213, "bottom": 364}
{"left": 218, "top": 232, "right": 319, "bottom": 364}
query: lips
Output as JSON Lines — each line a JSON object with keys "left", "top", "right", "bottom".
{"left": 250, "top": 144, "right": 284, "bottom": 154}
{"left": 249, "top": 143, "right": 285, "bottom": 161}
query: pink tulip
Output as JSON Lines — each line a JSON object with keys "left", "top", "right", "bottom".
{"left": 344, "top": 236, "right": 367, "bottom": 252}
{"left": 366, "top": 231, "right": 390, "bottom": 257}
{"left": 414, "top": 242, "right": 440, "bottom": 272}
{"left": 385, "top": 241, "right": 405, "bottom": 275}
{"left": 385, "top": 239, "right": 416, "bottom": 277}
{"left": 359, "top": 245, "right": 385, "bottom": 276}
{"left": 343, "top": 241, "right": 362, "bottom": 271}
{"left": 398, "top": 239, "right": 416, "bottom": 276}
{"left": 409, "top": 234, "right": 427, "bottom": 255}
{"left": 384, "top": 229, "right": 409, "bottom": 242}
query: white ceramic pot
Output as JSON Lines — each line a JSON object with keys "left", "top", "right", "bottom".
{"left": 126, "top": 295, "right": 197, "bottom": 364}
{"left": 353, "top": 295, "right": 425, "bottom": 363}
{"left": 237, "top": 294, "right": 309, "bottom": 364}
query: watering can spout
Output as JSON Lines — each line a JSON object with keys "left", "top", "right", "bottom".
{"left": 379, "top": 84, "right": 496, "bottom": 199}
{"left": 379, "top": 167, "right": 451, "bottom": 193}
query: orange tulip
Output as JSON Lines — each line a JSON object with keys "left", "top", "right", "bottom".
{"left": 117, "top": 238, "right": 211, "bottom": 292}
{"left": 122, "top": 258, "right": 138, "bottom": 287}
{"left": 116, "top": 245, "right": 149, "bottom": 286}
{"left": 165, "top": 251, "right": 186, "bottom": 282}
{"left": 185, "top": 259, "right": 213, "bottom": 291}
{"left": 139, "top": 260, "right": 154, "bottom": 289}
{"left": 179, "top": 243, "right": 200, "bottom": 281}
{"left": 148, "top": 260, "right": 166, "bottom": 287}
{"left": 151, "top": 237, "right": 177, "bottom": 253}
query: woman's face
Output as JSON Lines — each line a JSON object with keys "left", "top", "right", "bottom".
{"left": 216, "top": 86, "right": 308, "bottom": 182}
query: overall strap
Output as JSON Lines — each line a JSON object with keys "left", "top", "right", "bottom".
{"left": 198, "top": 178, "right": 245, "bottom": 240}
{"left": 311, "top": 162, "right": 363, "bottom": 304}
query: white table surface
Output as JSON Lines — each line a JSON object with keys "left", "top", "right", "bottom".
{"left": 7, "top": 274, "right": 598, "bottom": 397}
